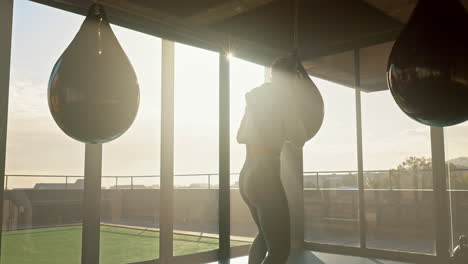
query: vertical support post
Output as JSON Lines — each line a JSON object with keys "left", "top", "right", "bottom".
{"left": 430, "top": 127, "right": 451, "bottom": 261}
{"left": 66, "top": 176, "right": 69, "bottom": 190}
{"left": 316, "top": 173, "right": 319, "bottom": 191}
{"left": 131, "top": 176, "right": 134, "bottom": 190}
{"left": 219, "top": 52, "right": 231, "bottom": 261}
{"left": 280, "top": 74, "right": 305, "bottom": 247}
{"left": 290, "top": 0, "right": 306, "bottom": 245}
{"left": 389, "top": 170, "right": 393, "bottom": 191}
{"left": 82, "top": 143, "right": 102, "bottom": 264}
{"left": 354, "top": 48, "right": 367, "bottom": 248}
{"left": 0, "top": 0, "right": 13, "bottom": 254}
{"left": 208, "top": 175, "right": 211, "bottom": 190}
{"left": 160, "top": 39, "right": 175, "bottom": 263}
{"left": 115, "top": 177, "right": 118, "bottom": 189}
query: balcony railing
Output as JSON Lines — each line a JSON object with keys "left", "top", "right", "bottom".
{"left": 5, "top": 168, "right": 468, "bottom": 190}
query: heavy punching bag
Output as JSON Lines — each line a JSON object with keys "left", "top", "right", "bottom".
{"left": 387, "top": 0, "right": 468, "bottom": 127}
{"left": 48, "top": 3, "right": 140, "bottom": 144}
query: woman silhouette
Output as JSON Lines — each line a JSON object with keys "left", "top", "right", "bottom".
{"left": 237, "top": 55, "right": 323, "bottom": 264}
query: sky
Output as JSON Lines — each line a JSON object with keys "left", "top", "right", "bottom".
{"left": 5, "top": 0, "right": 468, "bottom": 188}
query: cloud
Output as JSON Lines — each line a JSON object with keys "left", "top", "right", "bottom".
{"left": 445, "top": 125, "right": 468, "bottom": 159}
{"left": 9, "top": 80, "right": 49, "bottom": 117}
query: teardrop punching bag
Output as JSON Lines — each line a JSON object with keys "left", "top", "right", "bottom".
{"left": 48, "top": 4, "right": 140, "bottom": 144}
{"left": 295, "top": 57, "right": 324, "bottom": 140}
{"left": 387, "top": 0, "right": 468, "bottom": 127}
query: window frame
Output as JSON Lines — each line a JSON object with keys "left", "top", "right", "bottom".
{"left": 0, "top": 2, "right": 454, "bottom": 263}
{"left": 303, "top": 49, "right": 452, "bottom": 264}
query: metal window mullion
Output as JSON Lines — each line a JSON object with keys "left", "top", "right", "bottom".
{"left": 218, "top": 52, "right": 230, "bottom": 260}
{"left": 354, "top": 48, "right": 367, "bottom": 248}
{"left": 0, "top": 0, "right": 13, "bottom": 255}
{"left": 82, "top": 143, "right": 103, "bottom": 264}
{"left": 430, "top": 127, "right": 451, "bottom": 261}
{"left": 160, "top": 39, "right": 175, "bottom": 263}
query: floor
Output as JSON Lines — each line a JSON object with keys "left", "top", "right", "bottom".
{"left": 210, "top": 250, "right": 410, "bottom": 264}
{"left": 304, "top": 231, "right": 435, "bottom": 254}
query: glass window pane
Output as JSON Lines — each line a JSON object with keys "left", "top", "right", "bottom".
{"left": 173, "top": 43, "right": 219, "bottom": 256}
{"left": 229, "top": 57, "right": 265, "bottom": 244}
{"left": 100, "top": 28, "right": 161, "bottom": 263}
{"left": 445, "top": 124, "right": 468, "bottom": 250}
{"left": 303, "top": 78, "right": 359, "bottom": 246}
{"left": 2, "top": 1, "right": 84, "bottom": 263}
{"left": 361, "top": 90, "right": 435, "bottom": 254}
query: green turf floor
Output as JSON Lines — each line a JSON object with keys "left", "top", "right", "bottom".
{"left": 1, "top": 225, "right": 248, "bottom": 264}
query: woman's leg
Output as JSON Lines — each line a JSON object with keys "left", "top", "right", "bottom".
{"left": 240, "top": 156, "right": 290, "bottom": 264}
{"left": 255, "top": 186, "right": 290, "bottom": 264}
{"left": 240, "top": 179, "right": 268, "bottom": 264}
{"left": 246, "top": 203, "right": 268, "bottom": 264}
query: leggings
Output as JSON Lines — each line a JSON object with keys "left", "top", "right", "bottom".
{"left": 239, "top": 155, "right": 290, "bottom": 264}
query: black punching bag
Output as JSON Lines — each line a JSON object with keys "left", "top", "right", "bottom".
{"left": 48, "top": 4, "right": 139, "bottom": 143}
{"left": 387, "top": 0, "right": 468, "bottom": 127}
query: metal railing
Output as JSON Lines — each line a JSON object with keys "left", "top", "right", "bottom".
{"left": 4, "top": 168, "right": 468, "bottom": 190}
{"left": 304, "top": 168, "right": 468, "bottom": 191}
{"left": 4, "top": 173, "right": 220, "bottom": 190}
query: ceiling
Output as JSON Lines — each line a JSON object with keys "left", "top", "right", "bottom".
{"left": 28, "top": 0, "right": 468, "bottom": 92}
{"left": 363, "top": 0, "right": 468, "bottom": 23}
